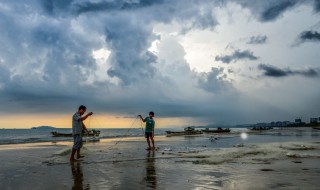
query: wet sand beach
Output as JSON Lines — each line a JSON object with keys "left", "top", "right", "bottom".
{"left": 1, "top": 128, "right": 320, "bottom": 190}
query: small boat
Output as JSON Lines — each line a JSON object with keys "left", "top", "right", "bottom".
{"left": 201, "top": 127, "right": 230, "bottom": 133}
{"left": 166, "top": 127, "right": 203, "bottom": 137}
{"left": 249, "top": 127, "right": 273, "bottom": 131}
{"left": 51, "top": 130, "right": 100, "bottom": 137}
{"left": 312, "top": 127, "right": 320, "bottom": 130}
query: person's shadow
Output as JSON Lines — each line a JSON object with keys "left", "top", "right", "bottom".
{"left": 70, "top": 162, "right": 90, "bottom": 190}
{"left": 144, "top": 151, "right": 157, "bottom": 189}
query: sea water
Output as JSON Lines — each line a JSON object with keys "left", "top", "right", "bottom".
{"left": 0, "top": 128, "right": 171, "bottom": 145}
{"left": 0, "top": 127, "right": 319, "bottom": 147}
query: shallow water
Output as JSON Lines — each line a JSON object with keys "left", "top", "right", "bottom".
{"left": 0, "top": 127, "right": 320, "bottom": 190}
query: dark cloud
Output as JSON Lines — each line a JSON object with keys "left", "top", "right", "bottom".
{"left": 258, "top": 64, "right": 289, "bottom": 77}
{"left": 197, "top": 68, "right": 232, "bottom": 93}
{"left": 260, "top": 0, "right": 297, "bottom": 21}
{"left": 39, "top": 0, "right": 163, "bottom": 16}
{"left": 72, "top": 0, "right": 163, "bottom": 15}
{"left": 234, "top": 0, "right": 300, "bottom": 22}
{"left": 314, "top": 0, "right": 320, "bottom": 12}
{"left": 215, "top": 50, "right": 258, "bottom": 64}
{"left": 258, "top": 64, "right": 319, "bottom": 77}
{"left": 0, "top": 0, "right": 224, "bottom": 119}
{"left": 36, "top": 0, "right": 219, "bottom": 85}
{"left": 299, "top": 30, "right": 320, "bottom": 43}
{"left": 247, "top": 35, "right": 267, "bottom": 44}
{"left": 0, "top": 0, "right": 223, "bottom": 116}
{"left": 41, "top": 0, "right": 73, "bottom": 15}
{"left": 104, "top": 18, "right": 157, "bottom": 85}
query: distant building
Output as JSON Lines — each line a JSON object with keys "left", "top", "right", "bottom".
{"left": 310, "top": 118, "right": 319, "bottom": 123}
{"left": 295, "top": 119, "right": 302, "bottom": 123}
{"left": 276, "top": 121, "right": 283, "bottom": 127}
{"left": 282, "top": 121, "right": 291, "bottom": 126}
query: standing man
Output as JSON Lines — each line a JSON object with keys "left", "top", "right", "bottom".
{"left": 139, "top": 111, "right": 155, "bottom": 150}
{"left": 70, "top": 105, "right": 93, "bottom": 161}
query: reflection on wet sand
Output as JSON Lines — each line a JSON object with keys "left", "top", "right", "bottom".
{"left": 70, "top": 162, "right": 90, "bottom": 190}
{"left": 145, "top": 151, "right": 157, "bottom": 189}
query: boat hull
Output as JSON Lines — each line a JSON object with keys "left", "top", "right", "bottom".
{"left": 165, "top": 131, "right": 203, "bottom": 137}
{"left": 51, "top": 130, "right": 100, "bottom": 137}
{"left": 201, "top": 129, "right": 230, "bottom": 133}
{"left": 249, "top": 127, "right": 273, "bottom": 131}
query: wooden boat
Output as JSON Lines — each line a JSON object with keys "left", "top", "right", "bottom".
{"left": 201, "top": 127, "right": 230, "bottom": 133}
{"left": 51, "top": 130, "right": 100, "bottom": 137}
{"left": 166, "top": 127, "right": 202, "bottom": 137}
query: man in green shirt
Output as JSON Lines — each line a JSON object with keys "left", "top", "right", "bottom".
{"left": 139, "top": 111, "right": 155, "bottom": 150}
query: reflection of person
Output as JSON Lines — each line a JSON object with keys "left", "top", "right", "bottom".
{"left": 70, "top": 162, "right": 90, "bottom": 190}
{"left": 70, "top": 105, "right": 93, "bottom": 161}
{"left": 139, "top": 111, "right": 155, "bottom": 150}
{"left": 145, "top": 151, "right": 157, "bottom": 188}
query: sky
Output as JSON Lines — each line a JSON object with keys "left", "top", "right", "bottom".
{"left": 0, "top": 0, "right": 320, "bottom": 128}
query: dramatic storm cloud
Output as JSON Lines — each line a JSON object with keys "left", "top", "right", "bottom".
{"left": 0, "top": 0, "right": 320, "bottom": 127}
{"left": 215, "top": 50, "right": 258, "bottom": 64}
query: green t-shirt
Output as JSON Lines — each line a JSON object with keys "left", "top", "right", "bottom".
{"left": 145, "top": 117, "right": 155, "bottom": 133}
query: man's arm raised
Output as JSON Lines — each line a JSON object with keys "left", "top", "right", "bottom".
{"left": 138, "top": 115, "right": 146, "bottom": 122}
{"left": 80, "top": 112, "right": 93, "bottom": 121}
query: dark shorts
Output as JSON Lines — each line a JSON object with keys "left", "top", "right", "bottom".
{"left": 145, "top": 132, "right": 153, "bottom": 138}
{"left": 73, "top": 134, "right": 83, "bottom": 149}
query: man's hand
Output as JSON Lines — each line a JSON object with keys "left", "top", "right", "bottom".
{"left": 88, "top": 112, "right": 93, "bottom": 116}
{"left": 82, "top": 129, "right": 89, "bottom": 134}
{"left": 138, "top": 115, "right": 145, "bottom": 122}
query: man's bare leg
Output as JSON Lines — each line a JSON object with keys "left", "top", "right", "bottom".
{"left": 151, "top": 138, "right": 155, "bottom": 150}
{"left": 70, "top": 148, "right": 78, "bottom": 161}
{"left": 146, "top": 138, "right": 151, "bottom": 150}
{"left": 76, "top": 149, "right": 84, "bottom": 159}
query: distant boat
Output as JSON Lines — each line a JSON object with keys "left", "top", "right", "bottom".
{"left": 249, "top": 127, "right": 273, "bottom": 131}
{"left": 166, "top": 127, "right": 202, "bottom": 137}
{"left": 32, "top": 126, "right": 56, "bottom": 130}
{"left": 51, "top": 130, "right": 100, "bottom": 137}
{"left": 312, "top": 126, "right": 320, "bottom": 130}
{"left": 201, "top": 127, "right": 230, "bottom": 133}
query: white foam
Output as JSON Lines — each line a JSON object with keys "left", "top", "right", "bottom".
{"left": 174, "top": 141, "right": 320, "bottom": 165}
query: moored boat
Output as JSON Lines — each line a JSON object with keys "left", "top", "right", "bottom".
{"left": 166, "top": 127, "right": 202, "bottom": 137}
{"left": 51, "top": 130, "right": 100, "bottom": 137}
{"left": 249, "top": 127, "right": 273, "bottom": 131}
{"left": 201, "top": 127, "right": 230, "bottom": 133}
